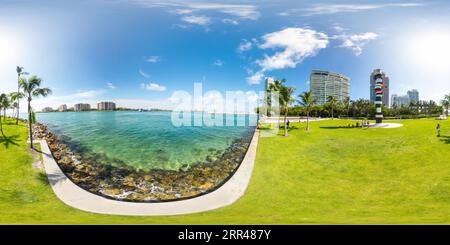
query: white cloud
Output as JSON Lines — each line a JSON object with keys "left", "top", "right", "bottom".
{"left": 237, "top": 39, "right": 253, "bottom": 52}
{"left": 141, "top": 82, "right": 167, "bottom": 92}
{"left": 222, "top": 18, "right": 239, "bottom": 25}
{"left": 277, "top": 12, "right": 290, "bottom": 16}
{"left": 130, "top": 1, "right": 259, "bottom": 21}
{"left": 213, "top": 59, "right": 224, "bottom": 66}
{"left": 139, "top": 69, "right": 151, "bottom": 79}
{"left": 145, "top": 56, "right": 160, "bottom": 63}
{"left": 257, "top": 28, "right": 328, "bottom": 70}
{"left": 106, "top": 82, "right": 116, "bottom": 89}
{"left": 181, "top": 15, "right": 211, "bottom": 25}
{"left": 247, "top": 71, "right": 264, "bottom": 85}
{"left": 335, "top": 32, "right": 378, "bottom": 56}
{"left": 246, "top": 27, "right": 328, "bottom": 84}
{"left": 171, "top": 9, "right": 194, "bottom": 15}
{"left": 302, "top": 3, "right": 424, "bottom": 16}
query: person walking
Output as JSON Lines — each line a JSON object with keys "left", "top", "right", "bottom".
{"left": 437, "top": 123, "right": 441, "bottom": 137}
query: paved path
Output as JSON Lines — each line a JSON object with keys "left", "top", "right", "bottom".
{"left": 35, "top": 130, "right": 259, "bottom": 216}
{"left": 368, "top": 123, "right": 403, "bottom": 128}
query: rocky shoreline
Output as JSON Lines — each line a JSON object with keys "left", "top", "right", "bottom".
{"left": 32, "top": 123, "right": 254, "bottom": 202}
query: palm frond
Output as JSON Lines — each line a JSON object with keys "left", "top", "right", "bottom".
{"left": 32, "top": 88, "right": 52, "bottom": 97}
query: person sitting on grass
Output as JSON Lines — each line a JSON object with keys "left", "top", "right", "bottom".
{"left": 437, "top": 123, "right": 441, "bottom": 137}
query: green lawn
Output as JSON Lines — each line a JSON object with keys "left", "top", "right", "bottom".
{"left": 1, "top": 117, "right": 450, "bottom": 224}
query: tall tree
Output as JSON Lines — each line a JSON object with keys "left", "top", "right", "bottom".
{"left": 268, "top": 79, "right": 286, "bottom": 126}
{"left": 9, "top": 92, "right": 24, "bottom": 120}
{"left": 298, "top": 91, "right": 315, "bottom": 131}
{"left": 444, "top": 93, "right": 450, "bottom": 116}
{"left": 343, "top": 96, "right": 350, "bottom": 118}
{"left": 442, "top": 99, "right": 450, "bottom": 116}
{"left": 0, "top": 93, "right": 8, "bottom": 135}
{"left": 280, "top": 85, "right": 296, "bottom": 137}
{"left": 15, "top": 66, "right": 26, "bottom": 125}
{"left": 327, "top": 96, "right": 337, "bottom": 119}
{"left": 19, "top": 75, "right": 52, "bottom": 148}
{"left": 1, "top": 94, "right": 11, "bottom": 122}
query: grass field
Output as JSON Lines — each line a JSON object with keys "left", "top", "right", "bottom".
{"left": 0, "top": 117, "right": 449, "bottom": 224}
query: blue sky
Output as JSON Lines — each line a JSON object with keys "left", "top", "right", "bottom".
{"left": 1, "top": 0, "right": 450, "bottom": 110}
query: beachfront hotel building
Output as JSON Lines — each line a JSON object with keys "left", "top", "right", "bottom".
{"left": 74, "top": 103, "right": 91, "bottom": 112}
{"left": 310, "top": 70, "right": 350, "bottom": 105}
{"left": 97, "top": 101, "right": 116, "bottom": 111}
{"left": 58, "top": 104, "right": 67, "bottom": 112}
{"left": 370, "top": 69, "right": 390, "bottom": 107}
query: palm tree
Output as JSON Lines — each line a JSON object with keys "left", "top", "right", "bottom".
{"left": 343, "top": 96, "right": 350, "bottom": 118}
{"left": 9, "top": 92, "right": 23, "bottom": 120}
{"left": 19, "top": 75, "right": 52, "bottom": 148}
{"left": 0, "top": 93, "right": 8, "bottom": 135}
{"left": 298, "top": 91, "right": 315, "bottom": 131}
{"left": 280, "top": 85, "right": 296, "bottom": 137}
{"left": 268, "top": 79, "right": 286, "bottom": 126}
{"left": 442, "top": 100, "right": 450, "bottom": 116}
{"left": 15, "top": 66, "right": 27, "bottom": 125}
{"left": 327, "top": 96, "right": 337, "bottom": 119}
{"left": 443, "top": 93, "right": 450, "bottom": 116}
{"left": 1, "top": 94, "right": 11, "bottom": 122}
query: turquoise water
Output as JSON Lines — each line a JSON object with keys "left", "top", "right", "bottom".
{"left": 36, "top": 111, "right": 256, "bottom": 170}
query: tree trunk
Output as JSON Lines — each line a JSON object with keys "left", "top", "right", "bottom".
{"left": 0, "top": 116, "right": 3, "bottom": 136}
{"left": 284, "top": 109, "right": 288, "bottom": 137}
{"left": 28, "top": 97, "right": 33, "bottom": 149}
{"left": 306, "top": 110, "right": 310, "bottom": 131}
{"left": 16, "top": 74, "right": 20, "bottom": 125}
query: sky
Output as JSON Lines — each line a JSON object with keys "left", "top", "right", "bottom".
{"left": 1, "top": 0, "right": 450, "bottom": 111}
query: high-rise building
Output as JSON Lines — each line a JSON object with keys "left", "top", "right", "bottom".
{"left": 391, "top": 89, "right": 419, "bottom": 108}
{"left": 264, "top": 77, "right": 275, "bottom": 114}
{"left": 42, "top": 107, "right": 54, "bottom": 112}
{"left": 74, "top": 103, "right": 91, "bottom": 112}
{"left": 407, "top": 89, "right": 419, "bottom": 103}
{"left": 97, "top": 101, "right": 116, "bottom": 111}
{"left": 391, "top": 94, "right": 398, "bottom": 108}
{"left": 370, "top": 69, "right": 389, "bottom": 107}
{"left": 58, "top": 104, "right": 67, "bottom": 112}
{"left": 265, "top": 77, "right": 274, "bottom": 92}
{"left": 310, "top": 70, "right": 350, "bottom": 105}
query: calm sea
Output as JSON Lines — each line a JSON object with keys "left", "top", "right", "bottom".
{"left": 36, "top": 111, "right": 256, "bottom": 170}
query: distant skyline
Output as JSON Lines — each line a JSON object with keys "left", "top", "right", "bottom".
{"left": 1, "top": 0, "right": 450, "bottom": 110}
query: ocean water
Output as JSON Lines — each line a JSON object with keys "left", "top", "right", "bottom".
{"left": 36, "top": 111, "right": 256, "bottom": 170}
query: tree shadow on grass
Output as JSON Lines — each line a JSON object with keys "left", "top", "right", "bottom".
{"left": 36, "top": 171, "right": 66, "bottom": 186}
{"left": 0, "top": 134, "right": 20, "bottom": 148}
{"left": 439, "top": 136, "right": 450, "bottom": 144}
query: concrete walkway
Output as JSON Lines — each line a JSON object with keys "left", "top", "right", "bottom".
{"left": 368, "top": 123, "right": 403, "bottom": 128}
{"left": 35, "top": 130, "right": 259, "bottom": 216}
